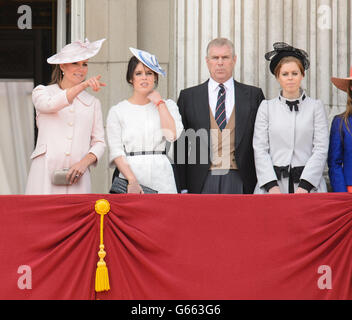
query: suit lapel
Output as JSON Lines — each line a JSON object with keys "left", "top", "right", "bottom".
{"left": 196, "top": 80, "right": 210, "bottom": 131}
{"left": 234, "top": 80, "right": 251, "bottom": 149}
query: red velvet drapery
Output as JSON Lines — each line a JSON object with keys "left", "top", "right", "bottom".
{"left": 0, "top": 193, "right": 351, "bottom": 300}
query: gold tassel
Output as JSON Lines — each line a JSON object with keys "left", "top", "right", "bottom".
{"left": 95, "top": 199, "right": 110, "bottom": 292}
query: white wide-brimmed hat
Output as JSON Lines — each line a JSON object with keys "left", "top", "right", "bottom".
{"left": 47, "top": 38, "right": 106, "bottom": 64}
{"left": 129, "top": 47, "right": 166, "bottom": 76}
{"left": 331, "top": 66, "right": 352, "bottom": 92}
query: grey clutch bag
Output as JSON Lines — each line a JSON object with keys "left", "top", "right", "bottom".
{"left": 110, "top": 177, "right": 158, "bottom": 194}
{"left": 52, "top": 168, "right": 70, "bottom": 185}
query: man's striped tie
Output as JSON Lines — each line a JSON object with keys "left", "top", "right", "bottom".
{"left": 215, "top": 83, "right": 226, "bottom": 130}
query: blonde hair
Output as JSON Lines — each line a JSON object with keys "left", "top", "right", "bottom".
{"left": 206, "top": 38, "right": 235, "bottom": 57}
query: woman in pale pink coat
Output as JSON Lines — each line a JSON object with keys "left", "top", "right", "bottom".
{"left": 25, "top": 39, "right": 106, "bottom": 194}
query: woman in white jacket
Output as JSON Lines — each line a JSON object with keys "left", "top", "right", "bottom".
{"left": 25, "top": 39, "right": 106, "bottom": 194}
{"left": 253, "top": 42, "right": 329, "bottom": 194}
{"left": 106, "top": 48, "right": 183, "bottom": 194}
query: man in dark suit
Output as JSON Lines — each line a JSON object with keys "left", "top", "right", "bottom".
{"left": 175, "top": 38, "right": 265, "bottom": 194}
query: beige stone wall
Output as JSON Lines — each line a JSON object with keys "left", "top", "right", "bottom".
{"left": 85, "top": 0, "right": 173, "bottom": 193}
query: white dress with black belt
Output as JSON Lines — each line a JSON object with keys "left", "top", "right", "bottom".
{"left": 106, "top": 99, "right": 184, "bottom": 193}
{"left": 252, "top": 90, "right": 329, "bottom": 194}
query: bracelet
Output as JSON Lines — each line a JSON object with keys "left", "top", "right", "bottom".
{"left": 156, "top": 99, "right": 165, "bottom": 107}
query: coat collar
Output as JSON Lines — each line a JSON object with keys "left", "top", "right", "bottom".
{"left": 234, "top": 80, "right": 251, "bottom": 148}
{"left": 196, "top": 80, "right": 211, "bottom": 131}
{"left": 278, "top": 89, "right": 306, "bottom": 112}
{"left": 208, "top": 77, "right": 235, "bottom": 94}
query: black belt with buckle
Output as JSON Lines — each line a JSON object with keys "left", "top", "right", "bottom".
{"left": 126, "top": 150, "right": 166, "bottom": 156}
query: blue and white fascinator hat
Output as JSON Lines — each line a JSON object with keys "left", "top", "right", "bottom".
{"left": 129, "top": 47, "right": 166, "bottom": 77}
{"left": 47, "top": 38, "right": 106, "bottom": 64}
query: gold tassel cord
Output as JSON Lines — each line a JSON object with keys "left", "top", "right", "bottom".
{"left": 95, "top": 199, "right": 110, "bottom": 292}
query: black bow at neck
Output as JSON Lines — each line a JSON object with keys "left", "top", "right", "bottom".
{"left": 279, "top": 90, "right": 306, "bottom": 112}
{"left": 286, "top": 100, "right": 300, "bottom": 112}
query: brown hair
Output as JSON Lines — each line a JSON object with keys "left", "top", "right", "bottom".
{"left": 274, "top": 56, "right": 305, "bottom": 78}
{"left": 49, "top": 64, "right": 63, "bottom": 85}
{"left": 339, "top": 80, "right": 352, "bottom": 135}
{"left": 126, "top": 56, "right": 159, "bottom": 87}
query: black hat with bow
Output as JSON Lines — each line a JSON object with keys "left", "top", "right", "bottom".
{"left": 265, "top": 42, "right": 310, "bottom": 75}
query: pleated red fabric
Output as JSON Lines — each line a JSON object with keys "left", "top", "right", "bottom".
{"left": 0, "top": 193, "right": 351, "bottom": 300}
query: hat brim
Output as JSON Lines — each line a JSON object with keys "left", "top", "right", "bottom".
{"left": 47, "top": 53, "right": 95, "bottom": 64}
{"left": 331, "top": 77, "right": 352, "bottom": 92}
{"left": 47, "top": 38, "right": 105, "bottom": 64}
{"left": 129, "top": 47, "right": 166, "bottom": 77}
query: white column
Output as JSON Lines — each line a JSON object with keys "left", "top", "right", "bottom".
{"left": 174, "top": 0, "right": 351, "bottom": 113}
{"left": 336, "top": 0, "right": 349, "bottom": 109}
{"left": 219, "top": 0, "right": 233, "bottom": 40}
{"left": 56, "top": 0, "right": 66, "bottom": 50}
{"left": 266, "top": 0, "right": 285, "bottom": 98}
{"left": 309, "top": 0, "right": 318, "bottom": 99}
{"left": 316, "top": 0, "right": 332, "bottom": 107}
{"left": 71, "top": 0, "right": 85, "bottom": 42}
{"left": 200, "top": 0, "right": 218, "bottom": 82}
{"left": 293, "top": 0, "right": 309, "bottom": 91}
{"left": 176, "top": 0, "right": 186, "bottom": 94}
{"left": 283, "top": 0, "right": 293, "bottom": 44}
{"left": 185, "top": 0, "right": 200, "bottom": 88}
{"left": 242, "top": 0, "right": 258, "bottom": 85}
{"left": 233, "top": 0, "right": 242, "bottom": 81}
{"left": 258, "top": 0, "right": 268, "bottom": 94}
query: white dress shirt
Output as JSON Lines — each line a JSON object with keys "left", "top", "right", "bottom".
{"left": 180, "top": 77, "right": 235, "bottom": 193}
{"left": 208, "top": 77, "right": 235, "bottom": 122}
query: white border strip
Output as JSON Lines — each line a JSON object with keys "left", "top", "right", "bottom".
{"left": 71, "top": 0, "right": 85, "bottom": 42}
